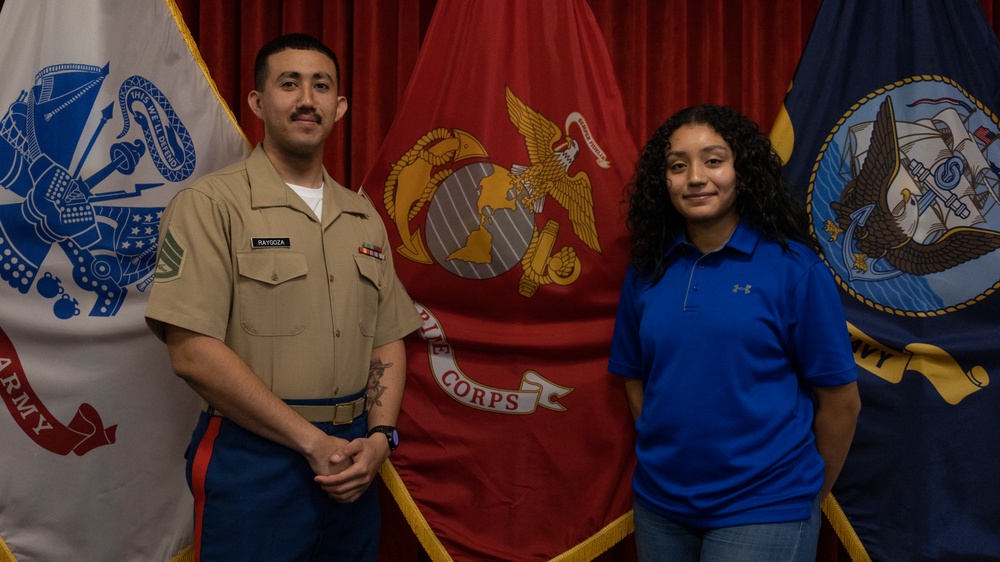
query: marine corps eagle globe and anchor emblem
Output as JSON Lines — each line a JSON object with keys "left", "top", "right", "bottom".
{"left": 381, "top": 86, "right": 613, "bottom": 414}
{"left": 383, "top": 85, "right": 606, "bottom": 297}
{"left": 805, "top": 76, "right": 998, "bottom": 405}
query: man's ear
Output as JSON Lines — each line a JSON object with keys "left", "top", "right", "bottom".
{"left": 247, "top": 90, "right": 263, "bottom": 119}
{"left": 334, "top": 96, "right": 348, "bottom": 123}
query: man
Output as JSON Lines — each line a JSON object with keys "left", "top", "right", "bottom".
{"left": 145, "top": 33, "right": 421, "bottom": 561}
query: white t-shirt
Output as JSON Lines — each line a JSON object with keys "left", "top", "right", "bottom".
{"left": 288, "top": 183, "right": 324, "bottom": 221}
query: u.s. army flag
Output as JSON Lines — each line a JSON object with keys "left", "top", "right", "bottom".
{"left": 0, "top": 1, "right": 248, "bottom": 560}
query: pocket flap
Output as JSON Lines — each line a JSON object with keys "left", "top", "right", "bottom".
{"left": 237, "top": 251, "right": 308, "bottom": 285}
{"left": 354, "top": 254, "right": 382, "bottom": 288}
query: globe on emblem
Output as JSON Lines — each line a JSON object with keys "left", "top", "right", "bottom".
{"left": 425, "top": 161, "right": 535, "bottom": 279}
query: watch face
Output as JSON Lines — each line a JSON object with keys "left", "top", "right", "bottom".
{"left": 372, "top": 426, "right": 399, "bottom": 450}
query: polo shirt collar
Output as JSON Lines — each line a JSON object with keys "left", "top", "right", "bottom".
{"left": 245, "top": 144, "right": 371, "bottom": 225}
{"left": 664, "top": 219, "right": 761, "bottom": 257}
{"left": 725, "top": 220, "right": 761, "bottom": 256}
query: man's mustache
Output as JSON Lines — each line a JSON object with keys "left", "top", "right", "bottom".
{"left": 292, "top": 110, "right": 320, "bottom": 122}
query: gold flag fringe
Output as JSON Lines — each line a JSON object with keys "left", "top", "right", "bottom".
{"left": 381, "top": 460, "right": 634, "bottom": 562}
{"left": 547, "top": 511, "right": 634, "bottom": 562}
{"left": 170, "top": 546, "right": 193, "bottom": 562}
{"left": 165, "top": 0, "right": 250, "bottom": 149}
{"left": 380, "top": 460, "right": 454, "bottom": 561}
{"left": 1, "top": 536, "right": 16, "bottom": 562}
{"left": 823, "top": 494, "right": 872, "bottom": 562}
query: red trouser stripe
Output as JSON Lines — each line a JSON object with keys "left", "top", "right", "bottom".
{"left": 190, "top": 417, "right": 222, "bottom": 562}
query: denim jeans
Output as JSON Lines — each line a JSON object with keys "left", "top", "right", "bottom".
{"left": 633, "top": 497, "right": 821, "bottom": 562}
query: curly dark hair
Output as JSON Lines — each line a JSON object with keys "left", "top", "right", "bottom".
{"left": 625, "top": 104, "right": 816, "bottom": 281}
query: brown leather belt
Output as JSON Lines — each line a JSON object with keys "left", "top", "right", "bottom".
{"left": 203, "top": 396, "right": 366, "bottom": 425}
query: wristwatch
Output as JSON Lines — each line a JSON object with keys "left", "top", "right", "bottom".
{"left": 367, "top": 425, "right": 399, "bottom": 452}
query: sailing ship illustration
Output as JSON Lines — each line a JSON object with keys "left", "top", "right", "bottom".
{"left": 824, "top": 95, "right": 1000, "bottom": 281}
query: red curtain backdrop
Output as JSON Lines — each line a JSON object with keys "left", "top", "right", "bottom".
{"left": 177, "top": 0, "right": 1000, "bottom": 191}
{"left": 177, "top": 0, "right": 839, "bottom": 190}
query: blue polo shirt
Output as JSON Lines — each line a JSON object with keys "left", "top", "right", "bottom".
{"left": 609, "top": 221, "right": 856, "bottom": 528}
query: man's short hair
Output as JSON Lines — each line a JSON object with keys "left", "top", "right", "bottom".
{"left": 253, "top": 33, "right": 340, "bottom": 92}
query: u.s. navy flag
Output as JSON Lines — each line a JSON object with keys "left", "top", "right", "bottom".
{"left": 0, "top": 1, "right": 248, "bottom": 560}
{"left": 361, "top": 0, "right": 637, "bottom": 559}
{"left": 772, "top": 0, "right": 1000, "bottom": 559}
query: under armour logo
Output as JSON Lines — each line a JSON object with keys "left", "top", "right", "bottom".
{"left": 733, "top": 284, "right": 751, "bottom": 294}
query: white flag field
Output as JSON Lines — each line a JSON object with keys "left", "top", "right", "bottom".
{"left": 0, "top": 1, "right": 248, "bottom": 560}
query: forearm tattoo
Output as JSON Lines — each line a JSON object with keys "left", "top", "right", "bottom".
{"left": 366, "top": 357, "right": 391, "bottom": 411}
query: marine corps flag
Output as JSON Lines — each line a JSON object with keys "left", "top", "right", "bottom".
{"left": 361, "top": 0, "right": 637, "bottom": 559}
{"left": 0, "top": 1, "right": 248, "bottom": 560}
{"left": 772, "top": 0, "right": 1000, "bottom": 559}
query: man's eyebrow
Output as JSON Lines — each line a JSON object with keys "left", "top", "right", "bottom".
{"left": 274, "top": 70, "right": 334, "bottom": 82}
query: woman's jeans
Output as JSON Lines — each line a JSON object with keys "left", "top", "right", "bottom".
{"left": 633, "top": 497, "right": 822, "bottom": 562}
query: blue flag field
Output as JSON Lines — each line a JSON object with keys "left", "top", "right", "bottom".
{"left": 772, "top": 1, "right": 1000, "bottom": 560}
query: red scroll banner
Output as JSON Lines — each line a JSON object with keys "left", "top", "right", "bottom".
{"left": 0, "top": 324, "right": 116, "bottom": 456}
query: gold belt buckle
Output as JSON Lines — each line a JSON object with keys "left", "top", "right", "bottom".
{"left": 332, "top": 397, "right": 362, "bottom": 425}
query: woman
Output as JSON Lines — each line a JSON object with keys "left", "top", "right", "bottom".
{"left": 609, "top": 105, "right": 861, "bottom": 561}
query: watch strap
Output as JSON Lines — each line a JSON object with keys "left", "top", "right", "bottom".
{"left": 367, "top": 425, "right": 398, "bottom": 451}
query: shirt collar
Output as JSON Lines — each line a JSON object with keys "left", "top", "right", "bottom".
{"left": 665, "top": 219, "right": 761, "bottom": 257}
{"left": 725, "top": 220, "right": 761, "bottom": 256}
{"left": 245, "top": 144, "right": 370, "bottom": 224}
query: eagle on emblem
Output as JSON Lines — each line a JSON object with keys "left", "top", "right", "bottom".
{"left": 504, "top": 86, "right": 601, "bottom": 253}
{"left": 828, "top": 96, "right": 1000, "bottom": 275}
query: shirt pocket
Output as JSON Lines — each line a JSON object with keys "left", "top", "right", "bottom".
{"left": 354, "top": 254, "right": 382, "bottom": 337}
{"left": 236, "top": 250, "right": 309, "bottom": 336}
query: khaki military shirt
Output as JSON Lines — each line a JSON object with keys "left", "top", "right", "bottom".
{"left": 146, "top": 145, "right": 421, "bottom": 398}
